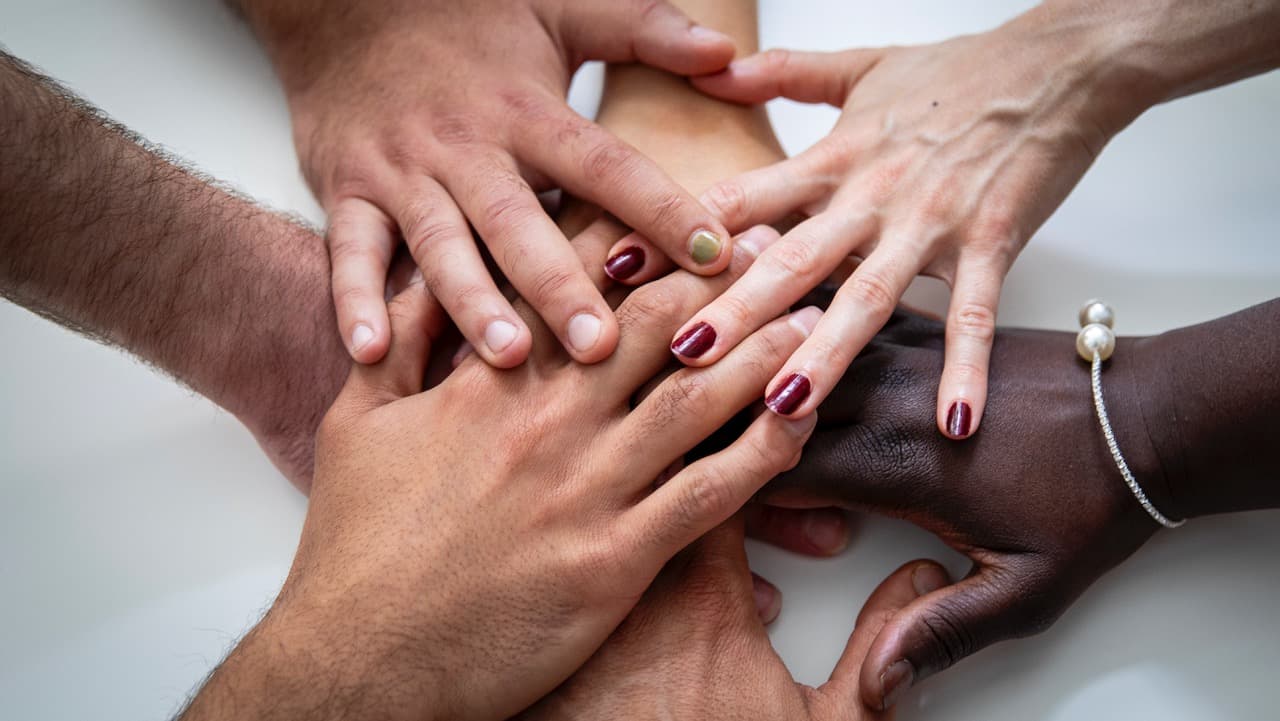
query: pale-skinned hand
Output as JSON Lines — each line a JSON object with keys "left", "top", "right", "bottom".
{"left": 516, "top": 515, "right": 951, "bottom": 721}
{"left": 194, "top": 221, "right": 827, "bottom": 721}
{"left": 612, "top": 5, "right": 1150, "bottom": 439}
{"left": 237, "top": 0, "right": 739, "bottom": 367}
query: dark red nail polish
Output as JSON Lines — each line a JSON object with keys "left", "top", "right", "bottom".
{"left": 604, "top": 246, "right": 645, "bottom": 281}
{"left": 671, "top": 322, "right": 716, "bottom": 359}
{"left": 946, "top": 401, "right": 972, "bottom": 438}
{"left": 766, "top": 373, "right": 811, "bottom": 416}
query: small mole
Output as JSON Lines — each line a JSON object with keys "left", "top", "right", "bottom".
{"left": 931, "top": 100, "right": 939, "bottom": 108}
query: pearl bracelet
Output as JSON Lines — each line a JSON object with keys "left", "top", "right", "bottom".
{"left": 1076, "top": 300, "right": 1185, "bottom": 529}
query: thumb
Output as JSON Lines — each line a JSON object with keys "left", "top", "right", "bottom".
{"left": 341, "top": 279, "right": 446, "bottom": 412}
{"left": 556, "top": 0, "right": 736, "bottom": 76}
{"left": 820, "top": 561, "right": 951, "bottom": 713}
{"left": 860, "top": 563, "right": 1062, "bottom": 710}
{"left": 692, "top": 47, "right": 886, "bottom": 106}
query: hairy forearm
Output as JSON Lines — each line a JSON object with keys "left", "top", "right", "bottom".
{"left": 0, "top": 52, "right": 346, "bottom": 472}
{"left": 1135, "top": 298, "right": 1280, "bottom": 519}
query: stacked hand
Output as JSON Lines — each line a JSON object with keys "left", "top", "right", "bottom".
{"left": 240, "top": 0, "right": 741, "bottom": 368}
{"left": 763, "top": 310, "right": 1172, "bottom": 708}
{"left": 606, "top": 5, "right": 1151, "bottom": 441}
{"left": 518, "top": 517, "right": 952, "bottom": 721}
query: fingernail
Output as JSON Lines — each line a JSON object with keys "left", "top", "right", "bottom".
{"left": 407, "top": 268, "right": 425, "bottom": 286}
{"left": 766, "top": 373, "right": 811, "bottom": 416}
{"left": 912, "top": 564, "right": 949, "bottom": 596}
{"left": 484, "top": 320, "right": 519, "bottom": 354}
{"left": 567, "top": 313, "right": 602, "bottom": 352}
{"left": 604, "top": 246, "right": 646, "bottom": 281}
{"left": 351, "top": 323, "right": 374, "bottom": 353}
{"left": 946, "top": 400, "right": 973, "bottom": 438}
{"left": 787, "top": 306, "right": 822, "bottom": 337}
{"left": 689, "top": 25, "right": 732, "bottom": 44}
{"left": 752, "top": 573, "right": 782, "bottom": 624}
{"left": 803, "top": 511, "right": 848, "bottom": 554}
{"left": 733, "top": 225, "right": 774, "bottom": 258}
{"left": 880, "top": 659, "right": 915, "bottom": 710}
{"left": 671, "top": 322, "right": 716, "bottom": 359}
{"left": 689, "top": 229, "right": 724, "bottom": 265}
{"left": 451, "top": 341, "right": 474, "bottom": 369}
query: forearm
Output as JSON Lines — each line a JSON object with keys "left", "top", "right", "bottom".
{"left": 0, "top": 52, "right": 346, "bottom": 462}
{"left": 598, "top": 1, "right": 778, "bottom": 190}
{"left": 1026, "top": 0, "right": 1280, "bottom": 128}
{"left": 1135, "top": 298, "right": 1280, "bottom": 519}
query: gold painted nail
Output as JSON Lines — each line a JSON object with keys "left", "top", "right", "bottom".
{"left": 689, "top": 229, "right": 723, "bottom": 265}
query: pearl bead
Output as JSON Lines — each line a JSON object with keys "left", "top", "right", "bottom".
{"left": 1077, "top": 323, "right": 1116, "bottom": 361}
{"left": 1078, "top": 299, "right": 1115, "bottom": 328}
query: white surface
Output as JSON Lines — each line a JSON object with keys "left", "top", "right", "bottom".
{"left": 1, "top": 2, "right": 1278, "bottom": 720}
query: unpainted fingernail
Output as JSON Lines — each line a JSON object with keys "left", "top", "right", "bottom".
{"left": 567, "top": 313, "right": 602, "bottom": 353}
{"left": 689, "top": 229, "right": 724, "bottom": 265}
{"left": 733, "top": 225, "right": 775, "bottom": 258}
{"left": 783, "top": 412, "right": 818, "bottom": 437}
{"left": 351, "top": 323, "right": 374, "bottom": 353}
{"left": 484, "top": 320, "right": 519, "bottom": 354}
{"left": 671, "top": 322, "right": 716, "bottom": 359}
{"left": 912, "top": 564, "right": 950, "bottom": 596}
{"left": 787, "top": 306, "right": 822, "bottom": 337}
{"left": 689, "top": 25, "right": 732, "bottom": 44}
{"left": 880, "top": 659, "right": 915, "bottom": 710}
{"left": 407, "top": 268, "right": 425, "bottom": 286}
{"left": 802, "top": 511, "right": 848, "bottom": 554}
{"left": 752, "top": 573, "right": 782, "bottom": 624}
{"left": 766, "top": 373, "right": 811, "bottom": 416}
{"left": 946, "top": 400, "right": 973, "bottom": 438}
{"left": 604, "top": 246, "right": 645, "bottom": 281}
{"left": 451, "top": 341, "right": 474, "bottom": 369}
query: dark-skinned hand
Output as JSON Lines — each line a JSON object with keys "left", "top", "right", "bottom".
{"left": 763, "top": 309, "right": 1175, "bottom": 709}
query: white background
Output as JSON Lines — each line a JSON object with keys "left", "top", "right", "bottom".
{"left": 2, "top": 2, "right": 1278, "bottom": 719}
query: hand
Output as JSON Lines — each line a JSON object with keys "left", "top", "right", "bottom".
{"left": 761, "top": 310, "right": 1173, "bottom": 709}
{"left": 239, "top": 0, "right": 738, "bottom": 367}
{"left": 186, "top": 221, "right": 830, "bottom": 721}
{"left": 648, "top": 6, "right": 1150, "bottom": 437}
{"left": 516, "top": 516, "right": 952, "bottom": 720}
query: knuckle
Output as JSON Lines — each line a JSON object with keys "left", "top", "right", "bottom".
{"left": 949, "top": 302, "right": 997, "bottom": 344}
{"left": 714, "top": 292, "right": 757, "bottom": 329}
{"left": 845, "top": 269, "right": 898, "bottom": 317}
{"left": 333, "top": 283, "right": 374, "bottom": 308}
{"left": 916, "top": 603, "right": 979, "bottom": 671}
{"left": 646, "top": 192, "right": 686, "bottom": 234}
{"left": 764, "top": 239, "right": 821, "bottom": 281}
{"left": 527, "top": 263, "right": 581, "bottom": 308}
{"left": 404, "top": 218, "right": 458, "bottom": 259}
{"left": 431, "top": 113, "right": 478, "bottom": 147}
{"left": 664, "top": 373, "right": 716, "bottom": 419}
{"left": 702, "top": 180, "right": 748, "bottom": 225}
{"left": 482, "top": 189, "right": 538, "bottom": 230}
{"left": 674, "top": 465, "right": 737, "bottom": 528}
{"left": 581, "top": 138, "right": 636, "bottom": 185}
{"left": 616, "top": 285, "right": 682, "bottom": 330}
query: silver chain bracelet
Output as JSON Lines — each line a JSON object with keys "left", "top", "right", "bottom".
{"left": 1076, "top": 300, "right": 1185, "bottom": 529}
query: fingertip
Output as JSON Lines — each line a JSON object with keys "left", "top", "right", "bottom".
{"left": 563, "top": 309, "right": 620, "bottom": 365}
{"left": 687, "top": 227, "right": 734, "bottom": 274}
{"left": 473, "top": 318, "right": 532, "bottom": 369}
{"left": 348, "top": 321, "right": 389, "bottom": 365}
{"left": 751, "top": 572, "right": 783, "bottom": 625}
{"left": 939, "top": 397, "right": 979, "bottom": 440}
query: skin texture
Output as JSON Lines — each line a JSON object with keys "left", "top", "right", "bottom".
{"left": 0, "top": 51, "right": 346, "bottom": 492}
{"left": 233, "top": 0, "right": 741, "bottom": 368}
{"left": 517, "top": 518, "right": 952, "bottom": 721}
{"left": 603, "top": 0, "right": 1280, "bottom": 442}
{"left": 765, "top": 301, "right": 1280, "bottom": 709}
{"left": 179, "top": 225, "right": 825, "bottom": 721}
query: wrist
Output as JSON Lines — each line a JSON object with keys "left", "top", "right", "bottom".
{"left": 1003, "top": 2, "right": 1162, "bottom": 139}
